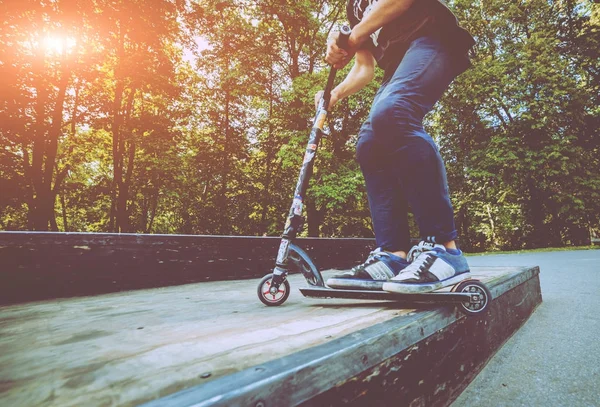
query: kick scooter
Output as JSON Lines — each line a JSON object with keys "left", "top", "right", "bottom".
{"left": 256, "top": 26, "right": 491, "bottom": 317}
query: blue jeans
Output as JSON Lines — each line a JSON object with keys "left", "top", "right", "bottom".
{"left": 356, "top": 36, "right": 470, "bottom": 253}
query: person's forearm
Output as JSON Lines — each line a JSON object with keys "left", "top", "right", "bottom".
{"left": 331, "top": 51, "right": 375, "bottom": 102}
{"left": 351, "top": 0, "right": 416, "bottom": 45}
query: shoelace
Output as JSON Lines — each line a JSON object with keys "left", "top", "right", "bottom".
{"left": 351, "top": 249, "right": 388, "bottom": 273}
{"left": 403, "top": 252, "right": 436, "bottom": 278}
{"left": 406, "top": 241, "right": 436, "bottom": 263}
{"left": 354, "top": 242, "right": 433, "bottom": 274}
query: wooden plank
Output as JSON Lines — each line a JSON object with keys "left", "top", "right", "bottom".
{"left": 141, "top": 267, "right": 541, "bottom": 407}
{"left": 0, "top": 267, "right": 537, "bottom": 407}
{"left": 301, "top": 271, "right": 543, "bottom": 406}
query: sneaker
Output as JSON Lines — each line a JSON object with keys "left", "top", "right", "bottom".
{"left": 326, "top": 248, "right": 410, "bottom": 291}
{"left": 406, "top": 240, "right": 437, "bottom": 262}
{"left": 382, "top": 243, "right": 470, "bottom": 294}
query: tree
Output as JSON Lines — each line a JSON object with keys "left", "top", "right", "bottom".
{"left": 2, "top": 0, "right": 597, "bottom": 250}
{"left": 0, "top": 0, "right": 100, "bottom": 230}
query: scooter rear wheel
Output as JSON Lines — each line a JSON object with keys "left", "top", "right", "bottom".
{"left": 257, "top": 273, "right": 291, "bottom": 306}
{"left": 455, "top": 280, "right": 492, "bottom": 316}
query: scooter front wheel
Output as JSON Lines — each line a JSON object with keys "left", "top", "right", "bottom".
{"left": 257, "top": 273, "right": 291, "bottom": 306}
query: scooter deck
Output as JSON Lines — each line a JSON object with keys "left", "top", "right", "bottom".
{"left": 299, "top": 286, "right": 472, "bottom": 303}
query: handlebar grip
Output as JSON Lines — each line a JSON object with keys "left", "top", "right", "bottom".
{"left": 321, "top": 25, "right": 352, "bottom": 109}
{"left": 336, "top": 25, "right": 352, "bottom": 51}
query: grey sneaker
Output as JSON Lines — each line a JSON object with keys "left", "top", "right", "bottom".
{"left": 326, "top": 248, "right": 410, "bottom": 291}
{"left": 383, "top": 243, "right": 470, "bottom": 294}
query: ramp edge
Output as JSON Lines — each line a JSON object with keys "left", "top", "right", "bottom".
{"left": 139, "top": 266, "right": 542, "bottom": 407}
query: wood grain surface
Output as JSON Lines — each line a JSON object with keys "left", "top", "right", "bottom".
{"left": 1, "top": 267, "right": 528, "bottom": 407}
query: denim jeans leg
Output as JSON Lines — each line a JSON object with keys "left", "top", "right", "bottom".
{"left": 357, "top": 36, "right": 468, "bottom": 245}
{"left": 356, "top": 89, "right": 411, "bottom": 253}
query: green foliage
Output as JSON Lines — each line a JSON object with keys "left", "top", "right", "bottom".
{"left": 431, "top": 0, "right": 600, "bottom": 249}
{"left": 1, "top": 0, "right": 598, "bottom": 251}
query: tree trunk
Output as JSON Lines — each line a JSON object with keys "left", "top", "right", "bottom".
{"left": 41, "top": 70, "right": 70, "bottom": 231}
{"left": 21, "top": 145, "right": 35, "bottom": 230}
{"left": 457, "top": 204, "right": 471, "bottom": 251}
{"left": 111, "top": 85, "right": 138, "bottom": 233}
{"left": 525, "top": 178, "right": 546, "bottom": 248}
{"left": 110, "top": 77, "right": 125, "bottom": 232}
{"left": 28, "top": 49, "right": 71, "bottom": 230}
{"left": 261, "top": 65, "right": 275, "bottom": 233}
{"left": 110, "top": 23, "right": 126, "bottom": 232}
{"left": 220, "top": 76, "right": 231, "bottom": 234}
{"left": 486, "top": 203, "right": 497, "bottom": 248}
{"left": 147, "top": 191, "right": 159, "bottom": 233}
{"left": 306, "top": 199, "right": 324, "bottom": 237}
{"left": 118, "top": 138, "right": 135, "bottom": 232}
{"left": 49, "top": 208, "right": 58, "bottom": 231}
{"left": 60, "top": 191, "right": 68, "bottom": 232}
{"left": 30, "top": 49, "right": 49, "bottom": 230}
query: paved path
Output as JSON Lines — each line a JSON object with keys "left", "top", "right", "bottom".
{"left": 452, "top": 249, "right": 600, "bottom": 407}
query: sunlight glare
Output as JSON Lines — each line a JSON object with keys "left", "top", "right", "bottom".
{"left": 42, "top": 34, "right": 76, "bottom": 55}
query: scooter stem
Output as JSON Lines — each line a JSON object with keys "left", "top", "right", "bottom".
{"left": 272, "top": 26, "right": 351, "bottom": 280}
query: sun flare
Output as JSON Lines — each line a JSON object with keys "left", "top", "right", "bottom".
{"left": 42, "top": 34, "right": 76, "bottom": 55}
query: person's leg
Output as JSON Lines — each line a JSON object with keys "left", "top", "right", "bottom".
{"left": 359, "top": 36, "right": 471, "bottom": 293}
{"left": 326, "top": 87, "right": 412, "bottom": 291}
{"left": 328, "top": 37, "right": 470, "bottom": 291}
{"left": 357, "top": 118, "right": 411, "bottom": 256}
{"left": 367, "top": 36, "right": 469, "bottom": 246}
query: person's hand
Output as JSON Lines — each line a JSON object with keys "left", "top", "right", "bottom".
{"left": 326, "top": 31, "right": 352, "bottom": 69}
{"left": 326, "top": 30, "right": 363, "bottom": 69}
{"left": 314, "top": 89, "right": 340, "bottom": 110}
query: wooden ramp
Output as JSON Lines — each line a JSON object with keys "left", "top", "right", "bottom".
{"left": 0, "top": 266, "right": 541, "bottom": 407}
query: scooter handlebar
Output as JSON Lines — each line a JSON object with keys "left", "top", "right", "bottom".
{"left": 321, "top": 25, "right": 352, "bottom": 110}
{"left": 336, "top": 25, "right": 352, "bottom": 51}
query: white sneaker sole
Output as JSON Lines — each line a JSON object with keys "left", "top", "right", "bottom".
{"left": 326, "top": 278, "right": 385, "bottom": 291}
{"left": 382, "top": 272, "right": 471, "bottom": 294}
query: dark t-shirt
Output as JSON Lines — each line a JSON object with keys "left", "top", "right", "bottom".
{"left": 347, "top": 0, "right": 475, "bottom": 81}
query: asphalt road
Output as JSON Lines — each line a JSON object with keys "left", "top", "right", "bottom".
{"left": 451, "top": 249, "right": 600, "bottom": 407}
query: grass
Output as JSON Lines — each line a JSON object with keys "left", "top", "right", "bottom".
{"left": 465, "top": 245, "right": 599, "bottom": 257}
